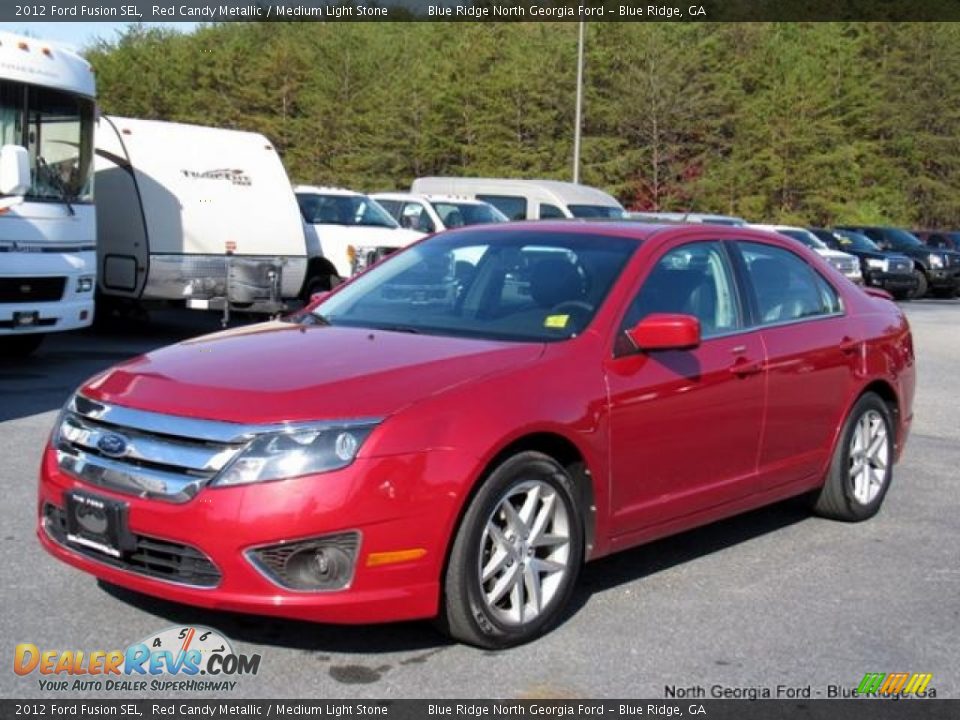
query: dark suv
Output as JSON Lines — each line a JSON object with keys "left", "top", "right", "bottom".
{"left": 913, "top": 230, "right": 960, "bottom": 252}
{"left": 835, "top": 226, "right": 960, "bottom": 298}
{"left": 809, "top": 228, "right": 918, "bottom": 300}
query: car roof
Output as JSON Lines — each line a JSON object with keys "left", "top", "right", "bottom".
{"left": 437, "top": 219, "right": 790, "bottom": 245}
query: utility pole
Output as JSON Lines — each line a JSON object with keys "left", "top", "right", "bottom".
{"left": 572, "top": 20, "right": 585, "bottom": 184}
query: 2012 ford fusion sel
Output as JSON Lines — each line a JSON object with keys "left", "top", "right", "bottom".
{"left": 38, "top": 222, "right": 915, "bottom": 648}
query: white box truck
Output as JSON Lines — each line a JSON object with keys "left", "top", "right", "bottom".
{"left": 94, "top": 116, "right": 308, "bottom": 315}
{"left": 410, "top": 177, "right": 627, "bottom": 221}
{"left": 0, "top": 31, "right": 97, "bottom": 357}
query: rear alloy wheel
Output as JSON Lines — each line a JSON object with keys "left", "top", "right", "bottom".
{"left": 0, "top": 333, "right": 45, "bottom": 358}
{"left": 440, "top": 452, "right": 583, "bottom": 648}
{"left": 812, "top": 392, "right": 893, "bottom": 521}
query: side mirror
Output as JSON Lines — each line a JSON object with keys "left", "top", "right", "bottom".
{"left": 625, "top": 313, "right": 701, "bottom": 352}
{"left": 0, "top": 145, "right": 30, "bottom": 197}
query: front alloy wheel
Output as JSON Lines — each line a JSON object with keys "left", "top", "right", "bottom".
{"left": 479, "top": 480, "right": 572, "bottom": 626}
{"left": 441, "top": 452, "right": 583, "bottom": 648}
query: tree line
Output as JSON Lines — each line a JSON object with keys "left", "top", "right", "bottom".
{"left": 85, "top": 22, "right": 960, "bottom": 228}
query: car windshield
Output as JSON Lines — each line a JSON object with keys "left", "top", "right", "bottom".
{"left": 311, "top": 230, "right": 637, "bottom": 342}
{"left": 567, "top": 204, "right": 628, "bottom": 219}
{"left": 0, "top": 80, "right": 95, "bottom": 203}
{"left": 779, "top": 229, "right": 827, "bottom": 250}
{"left": 297, "top": 193, "right": 399, "bottom": 228}
{"left": 833, "top": 230, "right": 880, "bottom": 252}
{"left": 885, "top": 228, "right": 924, "bottom": 249}
{"left": 429, "top": 201, "right": 508, "bottom": 228}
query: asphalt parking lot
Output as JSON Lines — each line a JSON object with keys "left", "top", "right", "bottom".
{"left": 1, "top": 302, "right": 957, "bottom": 700}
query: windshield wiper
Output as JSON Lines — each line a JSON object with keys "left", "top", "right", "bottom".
{"left": 37, "top": 156, "right": 75, "bottom": 216}
{"left": 374, "top": 324, "right": 421, "bottom": 334}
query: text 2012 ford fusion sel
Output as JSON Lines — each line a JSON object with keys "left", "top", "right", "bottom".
{"left": 38, "top": 222, "right": 915, "bottom": 648}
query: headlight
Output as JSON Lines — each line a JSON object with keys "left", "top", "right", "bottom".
{"left": 929, "top": 253, "right": 944, "bottom": 268}
{"left": 212, "top": 421, "right": 381, "bottom": 487}
{"left": 76, "top": 276, "right": 95, "bottom": 293}
{"left": 866, "top": 258, "right": 887, "bottom": 271}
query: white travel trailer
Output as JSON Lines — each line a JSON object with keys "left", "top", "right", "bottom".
{"left": 410, "top": 177, "right": 626, "bottom": 221}
{"left": 94, "top": 117, "right": 308, "bottom": 314}
{"left": 0, "top": 32, "right": 97, "bottom": 356}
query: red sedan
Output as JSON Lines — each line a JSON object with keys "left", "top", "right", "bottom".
{"left": 38, "top": 222, "right": 915, "bottom": 648}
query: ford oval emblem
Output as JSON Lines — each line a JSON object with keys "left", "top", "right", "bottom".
{"left": 97, "top": 432, "right": 129, "bottom": 458}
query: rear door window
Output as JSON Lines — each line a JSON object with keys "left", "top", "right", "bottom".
{"left": 738, "top": 242, "right": 842, "bottom": 325}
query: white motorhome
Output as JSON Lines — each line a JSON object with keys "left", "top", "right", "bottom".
{"left": 410, "top": 177, "right": 626, "bottom": 221}
{"left": 95, "top": 116, "right": 308, "bottom": 314}
{"left": 0, "top": 32, "right": 97, "bottom": 357}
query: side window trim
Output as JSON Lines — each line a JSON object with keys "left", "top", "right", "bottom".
{"left": 727, "top": 239, "right": 846, "bottom": 331}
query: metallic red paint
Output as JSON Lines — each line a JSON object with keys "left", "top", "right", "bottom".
{"left": 37, "top": 223, "right": 916, "bottom": 625}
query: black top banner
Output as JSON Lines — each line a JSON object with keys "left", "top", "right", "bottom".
{"left": 4, "top": 0, "right": 960, "bottom": 22}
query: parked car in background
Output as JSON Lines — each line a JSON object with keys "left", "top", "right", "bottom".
{"left": 40, "top": 222, "right": 914, "bottom": 648}
{"left": 913, "top": 230, "right": 960, "bottom": 252}
{"left": 628, "top": 211, "right": 747, "bottom": 226}
{"left": 295, "top": 186, "right": 423, "bottom": 294}
{"left": 836, "top": 225, "right": 960, "bottom": 298}
{"left": 750, "top": 224, "right": 862, "bottom": 285}
{"left": 410, "top": 177, "right": 627, "bottom": 221}
{"left": 808, "top": 228, "right": 917, "bottom": 300}
{"left": 372, "top": 193, "right": 508, "bottom": 233}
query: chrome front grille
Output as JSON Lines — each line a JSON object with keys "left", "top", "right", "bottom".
{"left": 830, "top": 257, "right": 858, "bottom": 275}
{"left": 889, "top": 258, "right": 913, "bottom": 274}
{"left": 54, "top": 395, "right": 251, "bottom": 503}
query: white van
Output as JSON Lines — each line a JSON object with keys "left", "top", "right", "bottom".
{"left": 294, "top": 186, "right": 423, "bottom": 292}
{"left": 410, "top": 177, "right": 626, "bottom": 221}
{"left": 371, "top": 192, "right": 508, "bottom": 233}
{"left": 95, "top": 116, "right": 308, "bottom": 313}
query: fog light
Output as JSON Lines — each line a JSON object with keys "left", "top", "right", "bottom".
{"left": 247, "top": 532, "right": 359, "bottom": 591}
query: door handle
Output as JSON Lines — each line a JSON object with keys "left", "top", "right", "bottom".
{"left": 729, "top": 358, "right": 763, "bottom": 377}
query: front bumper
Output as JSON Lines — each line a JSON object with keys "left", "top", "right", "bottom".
{"left": 37, "top": 445, "right": 463, "bottom": 624}
{"left": 926, "top": 267, "right": 960, "bottom": 291}
{"left": 865, "top": 271, "right": 918, "bottom": 292}
{"left": 0, "top": 297, "right": 93, "bottom": 334}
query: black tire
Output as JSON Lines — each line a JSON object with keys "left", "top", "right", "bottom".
{"left": 911, "top": 269, "right": 928, "bottom": 298}
{"left": 890, "top": 289, "right": 912, "bottom": 301}
{"left": 300, "top": 274, "right": 338, "bottom": 303}
{"left": 440, "top": 451, "right": 584, "bottom": 648}
{"left": 811, "top": 392, "right": 894, "bottom": 522}
{"left": 0, "top": 333, "right": 45, "bottom": 358}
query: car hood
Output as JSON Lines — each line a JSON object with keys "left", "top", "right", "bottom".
{"left": 81, "top": 323, "right": 544, "bottom": 424}
{"left": 305, "top": 224, "right": 423, "bottom": 249}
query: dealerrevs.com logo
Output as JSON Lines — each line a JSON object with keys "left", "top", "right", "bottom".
{"left": 14, "top": 626, "right": 261, "bottom": 693}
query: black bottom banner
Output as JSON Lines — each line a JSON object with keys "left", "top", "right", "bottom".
{"left": 2, "top": 700, "right": 958, "bottom": 720}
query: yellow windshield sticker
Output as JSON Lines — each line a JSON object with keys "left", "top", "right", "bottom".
{"left": 544, "top": 314, "right": 570, "bottom": 329}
